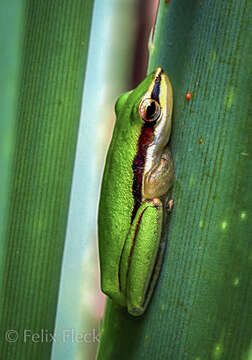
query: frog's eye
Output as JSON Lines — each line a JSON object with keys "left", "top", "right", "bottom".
{"left": 138, "top": 98, "right": 161, "bottom": 122}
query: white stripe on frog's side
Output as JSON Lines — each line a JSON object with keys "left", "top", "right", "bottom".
{"left": 142, "top": 68, "right": 173, "bottom": 199}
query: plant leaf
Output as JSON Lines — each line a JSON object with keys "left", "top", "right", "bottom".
{"left": 0, "top": 1, "right": 94, "bottom": 359}
{"left": 97, "top": 1, "right": 252, "bottom": 359}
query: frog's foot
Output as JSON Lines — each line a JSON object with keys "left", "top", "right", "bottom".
{"left": 165, "top": 198, "right": 174, "bottom": 212}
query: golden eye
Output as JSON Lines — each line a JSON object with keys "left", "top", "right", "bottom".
{"left": 138, "top": 98, "right": 161, "bottom": 122}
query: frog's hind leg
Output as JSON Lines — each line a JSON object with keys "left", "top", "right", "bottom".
{"left": 119, "top": 199, "right": 165, "bottom": 316}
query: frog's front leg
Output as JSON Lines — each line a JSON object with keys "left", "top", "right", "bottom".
{"left": 144, "top": 146, "right": 174, "bottom": 200}
{"left": 119, "top": 200, "right": 164, "bottom": 316}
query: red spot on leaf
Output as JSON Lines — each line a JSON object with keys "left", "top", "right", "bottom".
{"left": 186, "top": 92, "right": 192, "bottom": 100}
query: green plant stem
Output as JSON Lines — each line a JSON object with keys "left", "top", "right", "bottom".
{"left": 0, "top": 0, "right": 25, "bottom": 287}
{"left": 97, "top": 1, "right": 252, "bottom": 359}
{"left": 0, "top": 1, "right": 94, "bottom": 359}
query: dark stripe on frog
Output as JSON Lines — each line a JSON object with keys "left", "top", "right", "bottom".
{"left": 141, "top": 235, "right": 165, "bottom": 309}
{"left": 131, "top": 122, "right": 155, "bottom": 223}
{"left": 131, "top": 68, "right": 162, "bottom": 223}
{"left": 118, "top": 207, "right": 146, "bottom": 292}
{"left": 151, "top": 70, "right": 162, "bottom": 102}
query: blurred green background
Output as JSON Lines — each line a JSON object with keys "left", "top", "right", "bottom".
{"left": 1, "top": 1, "right": 251, "bottom": 360}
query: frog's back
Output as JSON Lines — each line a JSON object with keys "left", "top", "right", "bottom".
{"left": 98, "top": 106, "right": 141, "bottom": 304}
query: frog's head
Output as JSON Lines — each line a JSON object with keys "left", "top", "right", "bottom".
{"left": 137, "top": 67, "right": 173, "bottom": 144}
{"left": 115, "top": 67, "right": 173, "bottom": 147}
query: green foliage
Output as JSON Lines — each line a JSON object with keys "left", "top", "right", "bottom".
{"left": 97, "top": 1, "right": 252, "bottom": 359}
{"left": 0, "top": 1, "right": 94, "bottom": 359}
{"left": 0, "top": 0, "right": 25, "bottom": 284}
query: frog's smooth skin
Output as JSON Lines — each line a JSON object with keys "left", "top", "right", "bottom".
{"left": 98, "top": 67, "right": 174, "bottom": 316}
